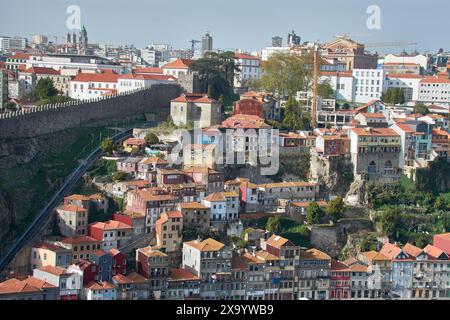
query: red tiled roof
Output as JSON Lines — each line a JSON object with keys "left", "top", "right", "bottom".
{"left": 85, "top": 281, "right": 115, "bottom": 290}
{"left": 90, "top": 220, "right": 132, "bottom": 231}
{"left": 171, "top": 93, "right": 217, "bottom": 103}
{"left": 135, "top": 66, "right": 163, "bottom": 74}
{"left": 72, "top": 71, "right": 120, "bottom": 83}
{"left": 22, "top": 67, "right": 60, "bottom": 75}
{"left": 168, "top": 268, "right": 199, "bottom": 281}
{"left": 162, "top": 58, "right": 193, "bottom": 69}
{"left": 386, "top": 73, "right": 423, "bottom": 79}
{"left": 57, "top": 205, "right": 87, "bottom": 212}
{"left": 37, "top": 265, "right": 67, "bottom": 276}
{"left": 33, "top": 242, "right": 69, "bottom": 252}
{"left": 235, "top": 53, "right": 260, "bottom": 60}
{"left": 351, "top": 127, "right": 399, "bottom": 137}
{"left": 380, "top": 243, "right": 403, "bottom": 260}
{"left": 60, "top": 236, "right": 101, "bottom": 244}
{"left": 123, "top": 138, "right": 147, "bottom": 146}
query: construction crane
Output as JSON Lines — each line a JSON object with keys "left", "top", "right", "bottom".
{"left": 311, "top": 45, "right": 320, "bottom": 129}
{"left": 189, "top": 39, "right": 201, "bottom": 55}
{"left": 364, "top": 41, "right": 418, "bottom": 48}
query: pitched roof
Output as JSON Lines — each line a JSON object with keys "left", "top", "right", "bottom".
{"left": 178, "top": 202, "right": 209, "bottom": 210}
{"left": 162, "top": 58, "right": 193, "bottom": 69}
{"left": 57, "top": 205, "right": 87, "bottom": 212}
{"left": 123, "top": 137, "right": 147, "bottom": 146}
{"left": 360, "top": 250, "right": 389, "bottom": 262}
{"left": 168, "top": 268, "right": 199, "bottom": 281}
{"left": 235, "top": 53, "right": 260, "bottom": 60}
{"left": 85, "top": 281, "right": 116, "bottom": 290}
{"left": 220, "top": 114, "right": 271, "bottom": 129}
{"left": 331, "top": 259, "right": 352, "bottom": 272}
{"left": 37, "top": 265, "right": 67, "bottom": 276}
{"left": 135, "top": 66, "right": 163, "bottom": 74}
{"left": 0, "top": 278, "right": 41, "bottom": 295}
{"left": 185, "top": 238, "right": 225, "bottom": 252}
{"left": 22, "top": 67, "right": 60, "bottom": 75}
{"left": 259, "top": 181, "right": 316, "bottom": 189}
{"left": 424, "top": 244, "right": 448, "bottom": 259}
{"left": 266, "top": 234, "right": 292, "bottom": 249}
{"left": 300, "top": 248, "right": 331, "bottom": 260}
{"left": 379, "top": 243, "right": 403, "bottom": 260}
{"left": 351, "top": 127, "right": 399, "bottom": 137}
{"left": 64, "top": 194, "right": 90, "bottom": 201}
{"left": 33, "top": 242, "right": 69, "bottom": 252}
{"left": 171, "top": 93, "right": 217, "bottom": 103}
{"left": 138, "top": 246, "right": 168, "bottom": 257}
{"left": 60, "top": 235, "right": 101, "bottom": 244}
{"left": 72, "top": 71, "right": 120, "bottom": 83}
{"left": 402, "top": 243, "right": 424, "bottom": 258}
{"left": 89, "top": 220, "right": 132, "bottom": 231}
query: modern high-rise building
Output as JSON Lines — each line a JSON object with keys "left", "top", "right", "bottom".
{"left": 32, "top": 35, "right": 48, "bottom": 45}
{"left": 287, "top": 30, "right": 301, "bottom": 46}
{"left": 202, "top": 32, "right": 213, "bottom": 54}
{"left": 0, "top": 36, "right": 27, "bottom": 52}
{"left": 272, "top": 36, "right": 283, "bottom": 47}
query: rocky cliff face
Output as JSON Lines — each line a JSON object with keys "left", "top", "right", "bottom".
{"left": 0, "top": 127, "right": 104, "bottom": 255}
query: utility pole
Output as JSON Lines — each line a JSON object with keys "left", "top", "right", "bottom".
{"left": 311, "top": 45, "right": 319, "bottom": 128}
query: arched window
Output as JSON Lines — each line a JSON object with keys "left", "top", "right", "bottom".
{"left": 368, "top": 161, "right": 377, "bottom": 173}
{"left": 384, "top": 160, "right": 393, "bottom": 175}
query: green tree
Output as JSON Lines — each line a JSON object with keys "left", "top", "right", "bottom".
{"left": 144, "top": 132, "right": 159, "bottom": 145}
{"left": 258, "top": 52, "right": 313, "bottom": 97}
{"left": 326, "top": 197, "right": 345, "bottom": 220}
{"left": 190, "top": 51, "right": 239, "bottom": 98}
{"left": 379, "top": 207, "right": 402, "bottom": 239}
{"left": 382, "top": 88, "right": 405, "bottom": 105}
{"left": 283, "top": 96, "right": 310, "bottom": 130}
{"left": 100, "top": 139, "right": 116, "bottom": 155}
{"left": 266, "top": 216, "right": 282, "bottom": 234}
{"left": 35, "top": 78, "right": 58, "bottom": 101}
{"left": 317, "top": 81, "right": 335, "bottom": 99}
{"left": 413, "top": 102, "right": 430, "bottom": 115}
{"left": 113, "top": 171, "right": 127, "bottom": 181}
{"left": 306, "top": 202, "right": 324, "bottom": 225}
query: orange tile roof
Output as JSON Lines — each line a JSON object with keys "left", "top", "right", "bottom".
{"left": 57, "top": 205, "right": 87, "bottom": 212}
{"left": 185, "top": 238, "right": 225, "bottom": 252}
{"left": 168, "top": 268, "right": 199, "bottom": 281}
{"left": 331, "top": 259, "right": 352, "bottom": 271}
{"left": 424, "top": 244, "right": 448, "bottom": 259}
{"left": 266, "top": 234, "right": 290, "bottom": 249}
{"left": 33, "top": 242, "right": 69, "bottom": 252}
{"left": 351, "top": 127, "right": 399, "bottom": 137}
{"left": 60, "top": 236, "right": 101, "bottom": 244}
{"left": 358, "top": 112, "right": 386, "bottom": 119}
{"left": 162, "top": 58, "right": 193, "bottom": 69}
{"left": 386, "top": 73, "right": 423, "bottom": 79}
{"left": 90, "top": 220, "right": 132, "bottom": 231}
{"left": 255, "top": 250, "right": 280, "bottom": 261}
{"left": 64, "top": 194, "right": 90, "bottom": 201}
{"left": 402, "top": 243, "right": 423, "bottom": 258}
{"left": 171, "top": 93, "right": 217, "bottom": 103}
{"left": 165, "top": 210, "right": 183, "bottom": 219}
{"left": 360, "top": 250, "right": 389, "bottom": 262}
{"left": 0, "top": 278, "right": 40, "bottom": 295}
{"left": 72, "top": 71, "right": 120, "bottom": 83}
{"left": 138, "top": 246, "right": 168, "bottom": 257}
{"left": 140, "top": 157, "right": 169, "bottom": 165}
{"left": 348, "top": 263, "right": 368, "bottom": 272}
{"left": 22, "top": 67, "right": 60, "bottom": 75}
{"left": 135, "top": 66, "right": 163, "bottom": 74}
{"left": 379, "top": 243, "right": 403, "bottom": 260}
{"left": 178, "top": 202, "right": 209, "bottom": 209}
{"left": 37, "top": 265, "right": 67, "bottom": 276}
{"left": 220, "top": 114, "right": 271, "bottom": 129}
{"left": 301, "top": 248, "right": 331, "bottom": 260}
{"left": 235, "top": 53, "right": 260, "bottom": 60}
{"left": 421, "top": 76, "right": 450, "bottom": 84}
{"left": 85, "top": 281, "right": 116, "bottom": 290}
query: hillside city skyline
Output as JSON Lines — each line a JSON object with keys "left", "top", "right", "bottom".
{"left": 1, "top": 0, "right": 449, "bottom": 53}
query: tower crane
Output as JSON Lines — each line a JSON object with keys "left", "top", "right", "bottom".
{"left": 189, "top": 39, "right": 201, "bottom": 55}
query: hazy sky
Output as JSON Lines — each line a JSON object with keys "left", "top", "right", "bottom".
{"left": 1, "top": 0, "right": 448, "bottom": 54}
